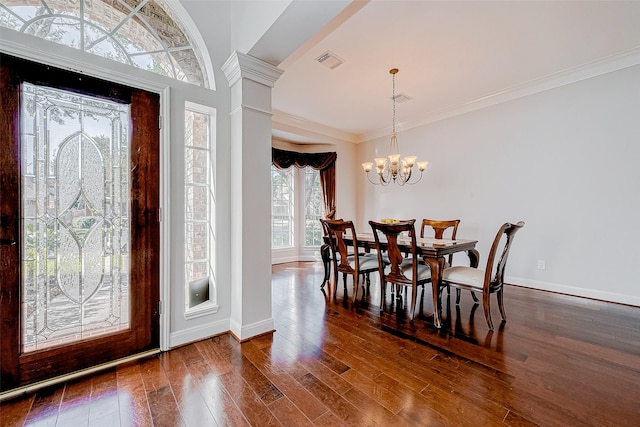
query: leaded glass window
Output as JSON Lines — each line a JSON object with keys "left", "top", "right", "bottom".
{"left": 21, "top": 82, "right": 131, "bottom": 352}
{"left": 0, "top": 0, "right": 208, "bottom": 87}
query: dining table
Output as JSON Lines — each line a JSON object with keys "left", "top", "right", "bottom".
{"left": 322, "top": 232, "right": 479, "bottom": 328}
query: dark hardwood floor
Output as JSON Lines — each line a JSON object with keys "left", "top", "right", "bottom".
{"left": 2, "top": 261, "right": 639, "bottom": 426}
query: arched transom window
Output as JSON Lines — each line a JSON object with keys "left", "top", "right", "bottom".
{"left": 0, "top": 0, "right": 208, "bottom": 87}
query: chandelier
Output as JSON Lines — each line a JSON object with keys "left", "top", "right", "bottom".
{"left": 362, "top": 68, "right": 428, "bottom": 186}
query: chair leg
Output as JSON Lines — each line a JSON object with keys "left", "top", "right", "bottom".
{"left": 455, "top": 288, "right": 461, "bottom": 304}
{"left": 320, "top": 244, "right": 331, "bottom": 289}
{"left": 409, "top": 284, "right": 417, "bottom": 321}
{"left": 380, "top": 281, "right": 386, "bottom": 310}
{"left": 343, "top": 273, "right": 348, "bottom": 299}
{"left": 497, "top": 288, "right": 507, "bottom": 321}
{"left": 352, "top": 274, "right": 358, "bottom": 303}
{"left": 470, "top": 291, "right": 479, "bottom": 303}
{"left": 482, "top": 292, "right": 494, "bottom": 330}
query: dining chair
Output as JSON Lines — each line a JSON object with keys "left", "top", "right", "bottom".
{"left": 420, "top": 218, "right": 472, "bottom": 303}
{"left": 321, "top": 219, "right": 379, "bottom": 304}
{"left": 369, "top": 219, "right": 431, "bottom": 321}
{"left": 441, "top": 221, "right": 525, "bottom": 330}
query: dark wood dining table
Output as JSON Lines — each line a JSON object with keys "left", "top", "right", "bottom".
{"left": 322, "top": 232, "right": 479, "bottom": 328}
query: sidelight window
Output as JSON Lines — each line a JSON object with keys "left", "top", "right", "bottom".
{"left": 184, "top": 103, "right": 215, "bottom": 311}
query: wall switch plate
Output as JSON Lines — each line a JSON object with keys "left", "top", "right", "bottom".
{"left": 537, "top": 260, "right": 546, "bottom": 270}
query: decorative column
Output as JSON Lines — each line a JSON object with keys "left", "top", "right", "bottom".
{"left": 222, "top": 52, "right": 283, "bottom": 341}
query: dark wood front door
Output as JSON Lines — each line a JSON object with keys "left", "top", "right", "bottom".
{"left": 0, "top": 53, "right": 160, "bottom": 391}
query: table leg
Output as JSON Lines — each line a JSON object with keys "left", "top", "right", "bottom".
{"left": 465, "top": 248, "right": 480, "bottom": 303}
{"left": 320, "top": 244, "right": 331, "bottom": 289}
{"left": 467, "top": 248, "right": 480, "bottom": 268}
{"left": 424, "top": 256, "right": 445, "bottom": 328}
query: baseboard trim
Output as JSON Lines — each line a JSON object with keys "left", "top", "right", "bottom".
{"left": 272, "top": 255, "right": 321, "bottom": 265}
{"left": 169, "top": 318, "right": 230, "bottom": 348}
{"left": 229, "top": 317, "right": 275, "bottom": 341}
{"left": 508, "top": 276, "right": 640, "bottom": 307}
{"left": 272, "top": 255, "right": 299, "bottom": 264}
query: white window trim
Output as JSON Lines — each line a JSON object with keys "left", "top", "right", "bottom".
{"left": 183, "top": 101, "right": 218, "bottom": 319}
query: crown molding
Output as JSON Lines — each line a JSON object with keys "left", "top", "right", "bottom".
{"left": 360, "top": 46, "right": 640, "bottom": 142}
{"left": 272, "top": 110, "right": 359, "bottom": 144}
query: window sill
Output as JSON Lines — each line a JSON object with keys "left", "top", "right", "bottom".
{"left": 184, "top": 301, "right": 219, "bottom": 320}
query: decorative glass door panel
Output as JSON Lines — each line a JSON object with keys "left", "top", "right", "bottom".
{"left": 21, "top": 83, "right": 131, "bottom": 352}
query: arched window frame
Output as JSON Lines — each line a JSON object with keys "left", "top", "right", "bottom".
{"left": 0, "top": 0, "right": 213, "bottom": 88}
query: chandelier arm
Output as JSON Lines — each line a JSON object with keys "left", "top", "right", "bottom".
{"left": 365, "top": 172, "right": 382, "bottom": 185}
{"left": 405, "top": 170, "right": 424, "bottom": 185}
{"left": 379, "top": 168, "right": 391, "bottom": 184}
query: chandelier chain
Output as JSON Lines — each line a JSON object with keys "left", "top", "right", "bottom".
{"left": 392, "top": 71, "right": 396, "bottom": 134}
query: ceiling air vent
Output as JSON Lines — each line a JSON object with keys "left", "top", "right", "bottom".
{"left": 316, "top": 51, "right": 344, "bottom": 70}
{"left": 392, "top": 93, "right": 412, "bottom": 103}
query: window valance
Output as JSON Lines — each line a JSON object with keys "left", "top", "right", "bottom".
{"left": 272, "top": 148, "right": 337, "bottom": 171}
{"left": 271, "top": 148, "right": 337, "bottom": 219}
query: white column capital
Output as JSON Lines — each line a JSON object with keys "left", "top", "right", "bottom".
{"left": 222, "top": 51, "right": 284, "bottom": 88}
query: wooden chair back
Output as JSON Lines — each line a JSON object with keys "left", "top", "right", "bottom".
{"left": 420, "top": 218, "right": 460, "bottom": 239}
{"left": 369, "top": 220, "right": 417, "bottom": 286}
{"left": 421, "top": 218, "right": 460, "bottom": 265}
{"left": 322, "top": 219, "right": 359, "bottom": 276}
{"left": 484, "top": 221, "right": 525, "bottom": 291}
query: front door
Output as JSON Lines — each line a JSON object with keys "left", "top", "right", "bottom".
{"left": 0, "top": 53, "right": 160, "bottom": 391}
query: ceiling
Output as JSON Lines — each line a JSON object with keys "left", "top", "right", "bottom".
{"left": 271, "top": 0, "right": 640, "bottom": 144}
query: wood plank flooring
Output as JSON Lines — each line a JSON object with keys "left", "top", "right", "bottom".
{"left": 2, "top": 261, "right": 639, "bottom": 426}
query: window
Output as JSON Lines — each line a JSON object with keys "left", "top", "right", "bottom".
{"left": 270, "top": 148, "right": 336, "bottom": 261}
{"left": 184, "top": 103, "right": 215, "bottom": 312}
{"left": 304, "top": 168, "right": 323, "bottom": 246}
{"left": 271, "top": 166, "right": 294, "bottom": 249}
{"left": 0, "top": 0, "right": 208, "bottom": 86}
{"left": 271, "top": 165, "right": 323, "bottom": 251}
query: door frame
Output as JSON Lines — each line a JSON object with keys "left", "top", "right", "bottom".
{"left": 0, "top": 44, "right": 172, "bottom": 366}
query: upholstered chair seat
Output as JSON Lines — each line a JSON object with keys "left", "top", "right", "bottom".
{"left": 400, "top": 260, "right": 431, "bottom": 281}
{"left": 348, "top": 253, "right": 380, "bottom": 271}
{"left": 442, "top": 266, "right": 485, "bottom": 289}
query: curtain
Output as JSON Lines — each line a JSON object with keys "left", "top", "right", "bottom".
{"left": 272, "top": 148, "right": 337, "bottom": 219}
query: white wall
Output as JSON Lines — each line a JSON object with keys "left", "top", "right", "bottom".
{"left": 357, "top": 65, "right": 640, "bottom": 306}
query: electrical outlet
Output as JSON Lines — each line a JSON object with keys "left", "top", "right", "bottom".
{"left": 537, "top": 260, "right": 546, "bottom": 270}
